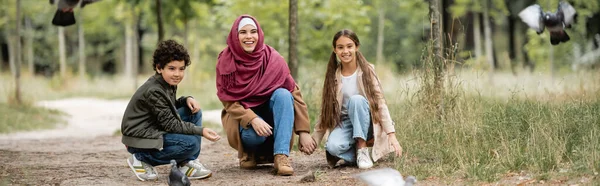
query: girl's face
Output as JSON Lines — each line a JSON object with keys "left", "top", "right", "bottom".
{"left": 157, "top": 60, "right": 186, "bottom": 86}
{"left": 334, "top": 36, "right": 358, "bottom": 65}
{"left": 238, "top": 24, "right": 258, "bottom": 53}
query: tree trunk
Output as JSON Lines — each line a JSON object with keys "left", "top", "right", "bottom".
{"left": 375, "top": 6, "right": 385, "bottom": 64}
{"left": 155, "top": 0, "right": 164, "bottom": 43}
{"left": 183, "top": 19, "right": 189, "bottom": 48}
{"left": 288, "top": 0, "right": 298, "bottom": 79}
{"left": 132, "top": 12, "right": 139, "bottom": 89}
{"left": 429, "top": 0, "right": 444, "bottom": 118}
{"left": 25, "top": 17, "right": 34, "bottom": 75}
{"left": 58, "top": 27, "right": 67, "bottom": 78}
{"left": 483, "top": 0, "right": 495, "bottom": 81}
{"left": 78, "top": 12, "right": 86, "bottom": 80}
{"left": 125, "top": 22, "right": 133, "bottom": 81}
{"left": 473, "top": 12, "right": 482, "bottom": 60}
{"left": 508, "top": 16, "right": 517, "bottom": 75}
{"left": 14, "top": 0, "right": 22, "bottom": 104}
{"left": 6, "top": 31, "right": 15, "bottom": 76}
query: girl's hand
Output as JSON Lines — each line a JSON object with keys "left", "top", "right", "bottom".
{"left": 388, "top": 133, "right": 403, "bottom": 157}
{"left": 250, "top": 117, "right": 273, "bottom": 137}
{"left": 202, "top": 128, "right": 221, "bottom": 142}
{"left": 186, "top": 97, "right": 201, "bottom": 114}
{"left": 298, "top": 132, "right": 316, "bottom": 155}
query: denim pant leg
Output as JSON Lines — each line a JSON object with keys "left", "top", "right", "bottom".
{"left": 177, "top": 107, "right": 203, "bottom": 162}
{"left": 325, "top": 95, "right": 372, "bottom": 162}
{"left": 127, "top": 107, "right": 203, "bottom": 166}
{"left": 347, "top": 95, "right": 371, "bottom": 141}
{"left": 325, "top": 119, "right": 356, "bottom": 162}
{"left": 239, "top": 119, "right": 267, "bottom": 151}
{"left": 269, "top": 88, "right": 294, "bottom": 156}
{"left": 128, "top": 133, "right": 200, "bottom": 166}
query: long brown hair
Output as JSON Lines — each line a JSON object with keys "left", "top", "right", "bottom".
{"left": 319, "top": 29, "right": 382, "bottom": 130}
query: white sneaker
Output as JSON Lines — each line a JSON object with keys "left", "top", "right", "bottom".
{"left": 127, "top": 154, "right": 158, "bottom": 181}
{"left": 357, "top": 148, "right": 373, "bottom": 169}
{"left": 180, "top": 159, "right": 212, "bottom": 179}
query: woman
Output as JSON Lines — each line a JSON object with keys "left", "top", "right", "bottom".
{"left": 312, "top": 29, "right": 402, "bottom": 169}
{"left": 216, "top": 15, "right": 316, "bottom": 176}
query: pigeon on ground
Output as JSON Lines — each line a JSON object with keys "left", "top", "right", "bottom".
{"left": 168, "top": 160, "right": 191, "bottom": 186}
{"left": 518, "top": 1, "right": 577, "bottom": 45}
{"left": 354, "top": 167, "right": 417, "bottom": 186}
{"left": 51, "top": 0, "right": 101, "bottom": 26}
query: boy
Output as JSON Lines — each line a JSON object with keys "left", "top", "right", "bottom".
{"left": 121, "top": 39, "right": 221, "bottom": 181}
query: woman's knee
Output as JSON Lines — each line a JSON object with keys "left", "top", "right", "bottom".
{"left": 271, "top": 88, "right": 293, "bottom": 100}
{"left": 241, "top": 130, "right": 267, "bottom": 147}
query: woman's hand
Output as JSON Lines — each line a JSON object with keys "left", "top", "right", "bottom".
{"left": 186, "top": 97, "right": 201, "bottom": 114}
{"left": 250, "top": 117, "right": 272, "bottom": 137}
{"left": 202, "top": 128, "right": 221, "bottom": 142}
{"left": 388, "top": 133, "right": 403, "bottom": 157}
{"left": 298, "top": 132, "right": 316, "bottom": 155}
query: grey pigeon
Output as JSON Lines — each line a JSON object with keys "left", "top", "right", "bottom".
{"left": 168, "top": 160, "right": 191, "bottom": 186}
{"left": 518, "top": 1, "right": 577, "bottom": 45}
{"left": 51, "top": 0, "right": 101, "bottom": 26}
{"left": 354, "top": 167, "right": 417, "bottom": 186}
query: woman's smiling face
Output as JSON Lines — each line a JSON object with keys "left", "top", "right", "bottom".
{"left": 238, "top": 24, "right": 258, "bottom": 53}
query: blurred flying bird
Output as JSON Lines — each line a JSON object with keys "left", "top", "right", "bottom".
{"left": 354, "top": 168, "right": 417, "bottom": 186}
{"left": 168, "top": 160, "right": 191, "bottom": 186}
{"left": 518, "top": 1, "right": 577, "bottom": 45}
{"left": 50, "top": 0, "right": 101, "bottom": 27}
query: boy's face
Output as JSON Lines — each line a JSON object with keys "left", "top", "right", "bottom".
{"left": 156, "top": 60, "right": 186, "bottom": 86}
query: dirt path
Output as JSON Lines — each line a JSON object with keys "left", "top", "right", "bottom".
{"left": 0, "top": 98, "right": 385, "bottom": 186}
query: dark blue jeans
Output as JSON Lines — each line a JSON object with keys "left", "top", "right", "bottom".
{"left": 239, "top": 88, "right": 295, "bottom": 156}
{"left": 127, "top": 107, "right": 202, "bottom": 166}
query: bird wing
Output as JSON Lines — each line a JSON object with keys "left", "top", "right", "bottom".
{"left": 518, "top": 4, "right": 545, "bottom": 33}
{"left": 558, "top": 1, "right": 577, "bottom": 27}
{"left": 354, "top": 168, "right": 406, "bottom": 186}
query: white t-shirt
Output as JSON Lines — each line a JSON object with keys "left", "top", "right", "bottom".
{"left": 341, "top": 69, "right": 359, "bottom": 118}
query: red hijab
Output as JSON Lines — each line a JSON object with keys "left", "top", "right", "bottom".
{"left": 216, "top": 15, "right": 295, "bottom": 108}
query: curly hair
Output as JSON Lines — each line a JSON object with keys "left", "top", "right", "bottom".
{"left": 152, "top": 39, "right": 190, "bottom": 71}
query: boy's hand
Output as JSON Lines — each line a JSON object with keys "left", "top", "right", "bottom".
{"left": 202, "top": 128, "right": 221, "bottom": 142}
{"left": 186, "top": 97, "right": 201, "bottom": 113}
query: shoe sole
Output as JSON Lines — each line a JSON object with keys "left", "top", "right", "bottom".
{"left": 127, "top": 158, "right": 157, "bottom": 181}
{"left": 188, "top": 172, "right": 212, "bottom": 180}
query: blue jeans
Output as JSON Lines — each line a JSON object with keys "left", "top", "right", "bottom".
{"left": 127, "top": 107, "right": 203, "bottom": 166}
{"left": 325, "top": 95, "right": 373, "bottom": 162}
{"left": 239, "top": 88, "right": 294, "bottom": 156}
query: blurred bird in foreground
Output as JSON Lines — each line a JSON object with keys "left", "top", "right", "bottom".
{"left": 168, "top": 160, "right": 191, "bottom": 186}
{"left": 518, "top": 1, "right": 577, "bottom": 45}
{"left": 354, "top": 168, "right": 416, "bottom": 186}
{"left": 50, "top": 0, "right": 101, "bottom": 27}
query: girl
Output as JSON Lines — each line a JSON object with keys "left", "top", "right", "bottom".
{"left": 312, "top": 29, "right": 402, "bottom": 169}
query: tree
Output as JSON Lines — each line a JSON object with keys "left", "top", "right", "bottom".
{"left": 14, "top": 0, "right": 22, "bottom": 104}
{"left": 429, "top": 0, "right": 444, "bottom": 117}
{"left": 483, "top": 0, "right": 495, "bottom": 78}
{"left": 288, "top": 0, "right": 298, "bottom": 79}
{"left": 155, "top": 0, "right": 164, "bottom": 43}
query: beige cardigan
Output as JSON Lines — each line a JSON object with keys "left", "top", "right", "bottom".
{"left": 312, "top": 64, "right": 395, "bottom": 162}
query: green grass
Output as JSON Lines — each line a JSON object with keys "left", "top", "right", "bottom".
{"left": 0, "top": 102, "right": 66, "bottom": 134}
